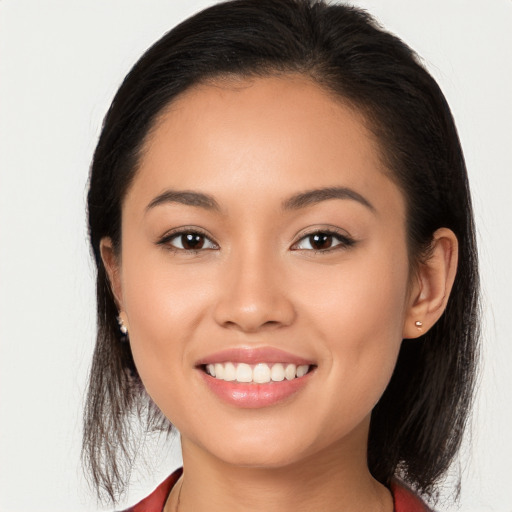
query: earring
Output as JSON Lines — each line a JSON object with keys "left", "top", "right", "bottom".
{"left": 415, "top": 320, "right": 423, "bottom": 328}
{"left": 117, "top": 315, "right": 128, "bottom": 336}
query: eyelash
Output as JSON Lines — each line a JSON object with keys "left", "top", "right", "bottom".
{"left": 157, "top": 228, "right": 219, "bottom": 254}
{"left": 157, "top": 228, "right": 356, "bottom": 254}
{"left": 291, "top": 229, "right": 356, "bottom": 253}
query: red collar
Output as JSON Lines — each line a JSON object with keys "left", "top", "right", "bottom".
{"left": 391, "top": 480, "right": 432, "bottom": 511}
{"left": 127, "top": 468, "right": 182, "bottom": 512}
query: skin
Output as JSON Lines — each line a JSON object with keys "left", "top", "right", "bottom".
{"left": 102, "top": 75, "right": 458, "bottom": 512}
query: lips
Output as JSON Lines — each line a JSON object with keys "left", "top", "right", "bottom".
{"left": 196, "top": 347, "right": 316, "bottom": 408}
{"left": 195, "top": 346, "right": 314, "bottom": 366}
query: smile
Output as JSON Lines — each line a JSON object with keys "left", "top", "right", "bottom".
{"left": 205, "top": 362, "right": 311, "bottom": 383}
{"left": 196, "top": 347, "right": 316, "bottom": 408}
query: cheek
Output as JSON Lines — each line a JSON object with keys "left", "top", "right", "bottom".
{"left": 295, "top": 247, "right": 409, "bottom": 407}
{"left": 119, "top": 248, "right": 215, "bottom": 403}
{"left": 296, "top": 245, "right": 409, "bottom": 335}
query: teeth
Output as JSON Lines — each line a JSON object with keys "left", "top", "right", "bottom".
{"left": 214, "top": 363, "right": 224, "bottom": 380}
{"left": 296, "top": 364, "right": 308, "bottom": 378}
{"left": 253, "top": 363, "right": 271, "bottom": 383}
{"left": 271, "top": 363, "right": 285, "bottom": 382}
{"left": 224, "top": 362, "right": 236, "bottom": 381}
{"left": 285, "top": 363, "right": 296, "bottom": 380}
{"left": 236, "top": 363, "right": 253, "bottom": 383}
{"left": 205, "top": 362, "right": 311, "bottom": 383}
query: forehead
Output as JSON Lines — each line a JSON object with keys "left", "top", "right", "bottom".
{"left": 128, "top": 74, "right": 404, "bottom": 217}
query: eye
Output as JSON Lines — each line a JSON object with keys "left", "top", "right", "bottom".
{"left": 292, "top": 230, "right": 355, "bottom": 252}
{"left": 158, "top": 229, "right": 218, "bottom": 252}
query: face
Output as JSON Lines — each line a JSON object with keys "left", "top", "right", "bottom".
{"left": 108, "top": 75, "right": 415, "bottom": 468}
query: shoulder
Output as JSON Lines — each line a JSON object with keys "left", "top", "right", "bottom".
{"left": 118, "top": 468, "right": 182, "bottom": 512}
{"left": 391, "top": 480, "right": 434, "bottom": 512}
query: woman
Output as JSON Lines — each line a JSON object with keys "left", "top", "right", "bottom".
{"left": 83, "top": 0, "right": 479, "bottom": 510}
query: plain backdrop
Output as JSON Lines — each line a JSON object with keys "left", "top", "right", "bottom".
{"left": 0, "top": 1, "right": 511, "bottom": 511}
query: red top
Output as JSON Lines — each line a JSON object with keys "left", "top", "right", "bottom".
{"left": 123, "top": 467, "right": 431, "bottom": 512}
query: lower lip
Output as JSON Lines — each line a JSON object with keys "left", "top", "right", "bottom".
{"left": 199, "top": 370, "right": 313, "bottom": 408}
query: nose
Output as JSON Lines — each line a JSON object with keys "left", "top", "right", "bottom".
{"left": 213, "top": 249, "right": 296, "bottom": 333}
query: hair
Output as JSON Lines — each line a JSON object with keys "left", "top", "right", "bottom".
{"left": 84, "top": 0, "right": 479, "bottom": 505}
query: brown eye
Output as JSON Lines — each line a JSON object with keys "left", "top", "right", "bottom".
{"left": 309, "top": 233, "right": 334, "bottom": 250}
{"left": 165, "top": 231, "right": 217, "bottom": 251}
{"left": 180, "top": 233, "right": 205, "bottom": 250}
{"left": 293, "top": 230, "right": 355, "bottom": 252}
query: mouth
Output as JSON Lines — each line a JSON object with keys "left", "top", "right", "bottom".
{"left": 202, "top": 362, "right": 314, "bottom": 384}
{"left": 195, "top": 347, "right": 317, "bottom": 408}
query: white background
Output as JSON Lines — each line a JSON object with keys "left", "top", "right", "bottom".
{"left": 0, "top": 1, "right": 511, "bottom": 511}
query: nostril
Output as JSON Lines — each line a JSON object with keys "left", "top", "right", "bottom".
{"left": 220, "top": 318, "right": 290, "bottom": 333}
{"left": 212, "top": 283, "right": 297, "bottom": 332}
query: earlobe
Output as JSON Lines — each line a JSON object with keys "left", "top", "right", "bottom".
{"left": 403, "top": 228, "right": 458, "bottom": 339}
{"left": 100, "top": 237, "right": 124, "bottom": 310}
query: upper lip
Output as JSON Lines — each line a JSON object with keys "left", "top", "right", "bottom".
{"left": 195, "top": 346, "right": 315, "bottom": 367}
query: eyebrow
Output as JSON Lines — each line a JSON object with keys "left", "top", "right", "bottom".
{"left": 146, "top": 190, "right": 221, "bottom": 213}
{"left": 282, "top": 187, "right": 376, "bottom": 212}
{"left": 145, "top": 186, "right": 375, "bottom": 214}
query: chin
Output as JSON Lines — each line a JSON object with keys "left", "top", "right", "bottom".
{"left": 189, "top": 421, "right": 323, "bottom": 469}
{"left": 218, "top": 445, "right": 305, "bottom": 469}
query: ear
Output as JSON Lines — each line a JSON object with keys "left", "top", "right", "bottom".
{"left": 100, "top": 237, "right": 124, "bottom": 312}
{"left": 403, "top": 228, "right": 458, "bottom": 339}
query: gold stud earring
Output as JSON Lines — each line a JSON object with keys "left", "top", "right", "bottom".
{"left": 415, "top": 320, "right": 423, "bottom": 328}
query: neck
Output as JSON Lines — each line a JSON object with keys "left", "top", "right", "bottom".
{"left": 167, "top": 427, "right": 393, "bottom": 512}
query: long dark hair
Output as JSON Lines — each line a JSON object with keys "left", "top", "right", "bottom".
{"left": 84, "top": 0, "right": 479, "bottom": 504}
